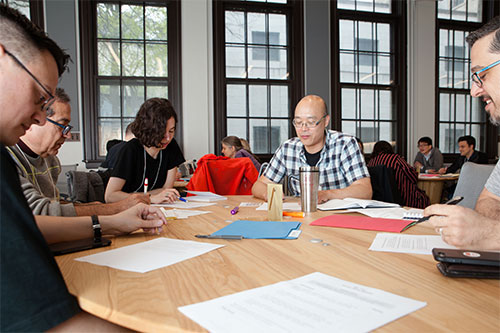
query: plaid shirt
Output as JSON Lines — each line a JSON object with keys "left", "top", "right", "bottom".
{"left": 263, "top": 130, "right": 369, "bottom": 196}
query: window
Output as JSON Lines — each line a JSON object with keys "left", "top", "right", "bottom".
{"left": 332, "top": 0, "right": 406, "bottom": 155}
{"left": 80, "top": 0, "right": 181, "bottom": 167}
{"left": 436, "top": 0, "right": 490, "bottom": 155}
{"left": 1, "top": 0, "right": 44, "bottom": 27}
{"left": 213, "top": 0, "right": 303, "bottom": 158}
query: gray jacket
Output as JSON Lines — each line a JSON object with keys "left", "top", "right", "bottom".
{"left": 413, "top": 147, "right": 444, "bottom": 173}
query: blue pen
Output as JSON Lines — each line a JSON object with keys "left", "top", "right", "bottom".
{"left": 178, "top": 197, "right": 187, "bottom": 202}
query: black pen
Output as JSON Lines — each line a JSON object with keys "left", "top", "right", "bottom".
{"left": 401, "top": 196, "right": 464, "bottom": 232}
{"left": 195, "top": 234, "right": 244, "bottom": 240}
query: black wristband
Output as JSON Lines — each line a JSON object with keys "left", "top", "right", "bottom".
{"left": 91, "top": 215, "right": 102, "bottom": 242}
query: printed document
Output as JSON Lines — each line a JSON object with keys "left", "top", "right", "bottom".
{"left": 346, "top": 208, "right": 423, "bottom": 220}
{"left": 160, "top": 208, "right": 210, "bottom": 219}
{"left": 75, "top": 238, "right": 223, "bottom": 273}
{"left": 153, "top": 202, "right": 215, "bottom": 209}
{"left": 369, "top": 233, "right": 456, "bottom": 255}
{"left": 185, "top": 191, "right": 227, "bottom": 202}
{"left": 179, "top": 272, "right": 426, "bottom": 333}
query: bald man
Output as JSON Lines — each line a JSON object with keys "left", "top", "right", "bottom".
{"left": 252, "top": 95, "right": 372, "bottom": 203}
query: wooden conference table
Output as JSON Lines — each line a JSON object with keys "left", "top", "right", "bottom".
{"left": 56, "top": 196, "right": 499, "bottom": 332}
{"left": 417, "top": 174, "right": 460, "bottom": 204}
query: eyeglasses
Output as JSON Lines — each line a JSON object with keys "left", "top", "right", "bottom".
{"left": 4, "top": 49, "right": 55, "bottom": 114}
{"left": 46, "top": 118, "right": 73, "bottom": 135}
{"left": 471, "top": 59, "right": 500, "bottom": 88}
{"left": 292, "top": 114, "right": 327, "bottom": 129}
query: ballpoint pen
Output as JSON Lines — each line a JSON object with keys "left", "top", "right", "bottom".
{"left": 144, "top": 178, "right": 148, "bottom": 194}
{"left": 195, "top": 234, "right": 244, "bottom": 240}
{"left": 231, "top": 206, "right": 239, "bottom": 215}
{"left": 401, "top": 196, "right": 464, "bottom": 232}
{"left": 178, "top": 197, "right": 187, "bottom": 202}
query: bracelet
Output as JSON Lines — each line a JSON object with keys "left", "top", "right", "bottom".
{"left": 91, "top": 215, "right": 102, "bottom": 242}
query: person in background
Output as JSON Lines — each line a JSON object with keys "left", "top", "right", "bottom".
{"left": 425, "top": 16, "right": 500, "bottom": 250}
{"left": 221, "top": 135, "right": 261, "bottom": 172}
{"left": 413, "top": 136, "right": 443, "bottom": 173}
{"left": 252, "top": 95, "right": 371, "bottom": 203}
{"left": 0, "top": 5, "right": 166, "bottom": 331}
{"left": 100, "top": 122, "right": 135, "bottom": 169}
{"left": 438, "top": 135, "right": 488, "bottom": 174}
{"left": 368, "top": 141, "right": 430, "bottom": 208}
{"left": 105, "top": 98, "right": 186, "bottom": 204}
{"left": 7, "top": 88, "right": 147, "bottom": 216}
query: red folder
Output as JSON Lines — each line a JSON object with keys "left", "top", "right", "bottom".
{"left": 310, "top": 214, "right": 412, "bottom": 233}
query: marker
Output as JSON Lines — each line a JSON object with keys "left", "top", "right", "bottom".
{"left": 283, "top": 211, "right": 304, "bottom": 218}
{"left": 144, "top": 178, "right": 148, "bottom": 194}
{"left": 178, "top": 197, "right": 187, "bottom": 202}
{"left": 401, "top": 196, "right": 464, "bottom": 232}
{"left": 230, "top": 206, "right": 239, "bottom": 215}
{"left": 195, "top": 234, "right": 243, "bottom": 240}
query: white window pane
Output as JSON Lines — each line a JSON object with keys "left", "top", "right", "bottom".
{"left": 98, "top": 3, "right": 119, "bottom": 38}
{"left": 146, "top": 43, "right": 168, "bottom": 77}
{"left": 227, "top": 84, "right": 247, "bottom": 117}
{"left": 123, "top": 83, "right": 144, "bottom": 117}
{"left": 379, "top": 90, "right": 392, "bottom": 120}
{"left": 248, "top": 12, "right": 266, "bottom": 45}
{"left": 122, "top": 5, "right": 143, "bottom": 40}
{"left": 226, "top": 46, "right": 246, "bottom": 78}
{"left": 225, "top": 11, "right": 245, "bottom": 43}
{"left": 270, "top": 86, "right": 288, "bottom": 118}
{"left": 270, "top": 119, "right": 288, "bottom": 152}
{"left": 227, "top": 118, "right": 247, "bottom": 139}
{"left": 340, "top": 20, "right": 355, "bottom": 50}
{"left": 248, "top": 46, "right": 267, "bottom": 79}
{"left": 341, "top": 88, "right": 356, "bottom": 119}
{"left": 98, "top": 82, "right": 121, "bottom": 117}
{"left": 360, "top": 89, "right": 375, "bottom": 119}
{"left": 99, "top": 118, "right": 121, "bottom": 156}
{"left": 145, "top": 6, "right": 167, "bottom": 40}
{"left": 250, "top": 118, "right": 269, "bottom": 153}
{"left": 249, "top": 85, "right": 268, "bottom": 117}
{"left": 122, "top": 42, "right": 144, "bottom": 76}
{"left": 269, "top": 14, "right": 287, "bottom": 46}
{"left": 98, "top": 41, "right": 121, "bottom": 76}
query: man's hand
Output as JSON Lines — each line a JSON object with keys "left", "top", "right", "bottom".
{"left": 150, "top": 188, "right": 180, "bottom": 204}
{"left": 101, "top": 203, "right": 167, "bottom": 236}
{"left": 424, "top": 204, "right": 499, "bottom": 250}
{"left": 317, "top": 190, "right": 330, "bottom": 204}
{"left": 438, "top": 167, "right": 447, "bottom": 174}
{"left": 414, "top": 161, "right": 423, "bottom": 169}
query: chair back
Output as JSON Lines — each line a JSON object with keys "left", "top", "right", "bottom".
{"left": 66, "top": 170, "right": 106, "bottom": 203}
{"left": 187, "top": 154, "right": 259, "bottom": 195}
{"left": 368, "top": 165, "right": 404, "bottom": 205}
{"left": 453, "top": 162, "right": 495, "bottom": 209}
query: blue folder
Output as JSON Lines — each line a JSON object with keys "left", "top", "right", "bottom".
{"left": 211, "top": 220, "right": 302, "bottom": 239}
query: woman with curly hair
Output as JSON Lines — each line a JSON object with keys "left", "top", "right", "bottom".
{"left": 367, "top": 141, "right": 430, "bottom": 208}
{"left": 105, "top": 98, "right": 185, "bottom": 204}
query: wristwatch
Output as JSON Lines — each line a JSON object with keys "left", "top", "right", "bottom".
{"left": 91, "top": 215, "right": 102, "bottom": 242}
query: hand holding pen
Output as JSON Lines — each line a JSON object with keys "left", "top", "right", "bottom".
{"left": 401, "top": 196, "right": 463, "bottom": 232}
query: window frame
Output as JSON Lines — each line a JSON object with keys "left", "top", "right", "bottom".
{"left": 213, "top": 0, "right": 304, "bottom": 161}
{"left": 435, "top": 0, "right": 499, "bottom": 162}
{"left": 331, "top": 0, "right": 408, "bottom": 158}
{"left": 79, "top": 0, "right": 182, "bottom": 168}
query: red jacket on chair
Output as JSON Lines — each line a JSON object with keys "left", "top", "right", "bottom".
{"left": 186, "top": 154, "right": 259, "bottom": 195}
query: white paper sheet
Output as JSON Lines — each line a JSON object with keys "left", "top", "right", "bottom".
{"left": 346, "top": 208, "right": 423, "bottom": 220}
{"left": 75, "top": 238, "right": 224, "bottom": 273}
{"left": 185, "top": 191, "right": 227, "bottom": 202}
{"left": 160, "top": 208, "right": 211, "bottom": 219}
{"left": 256, "top": 202, "right": 302, "bottom": 211}
{"left": 318, "top": 198, "right": 399, "bottom": 211}
{"left": 239, "top": 202, "right": 261, "bottom": 207}
{"left": 152, "top": 202, "right": 215, "bottom": 209}
{"left": 179, "top": 272, "right": 426, "bottom": 333}
{"left": 369, "top": 233, "right": 457, "bottom": 255}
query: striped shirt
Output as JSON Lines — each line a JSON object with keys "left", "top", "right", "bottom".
{"left": 367, "top": 153, "right": 430, "bottom": 208}
{"left": 263, "top": 130, "right": 369, "bottom": 196}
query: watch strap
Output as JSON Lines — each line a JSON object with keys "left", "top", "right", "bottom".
{"left": 91, "top": 215, "right": 102, "bottom": 242}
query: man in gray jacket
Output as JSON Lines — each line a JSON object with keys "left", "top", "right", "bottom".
{"left": 413, "top": 136, "right": 443, "bottom": 173}
{"left": 7, "top": 88, "right": 147, "bottom": 216}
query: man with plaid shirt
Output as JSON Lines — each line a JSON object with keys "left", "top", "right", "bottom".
{"left": 252, "top": 95, "right": 372, "bottom": 203}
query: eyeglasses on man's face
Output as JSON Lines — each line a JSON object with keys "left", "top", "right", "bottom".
{"left": 4, "top": 49, "right": 56, "bottom": 114}
{"left": 471, "top": 59, "right": 500, "bottom": 88}
{"left": 46, "top": 118, "right": 73, "bottom": 136}
{"left": 292, "top": 114, "right": 327, "bottom": 129}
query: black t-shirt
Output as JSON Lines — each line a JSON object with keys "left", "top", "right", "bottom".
{"left": 101, "top": 140, "right": 126, "bottom": 169}
{"left": 304, "top": 149, "right": 321, "bottom": 166}
{"left": 111, "top": 138, "right": 185, "bottom": 193}
{"left": 0, "top": 145, "right": 80, "bottom": 331}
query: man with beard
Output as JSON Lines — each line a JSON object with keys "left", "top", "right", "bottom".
{"left": 424, "top": 16, "right": 500, "bottom": 250}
